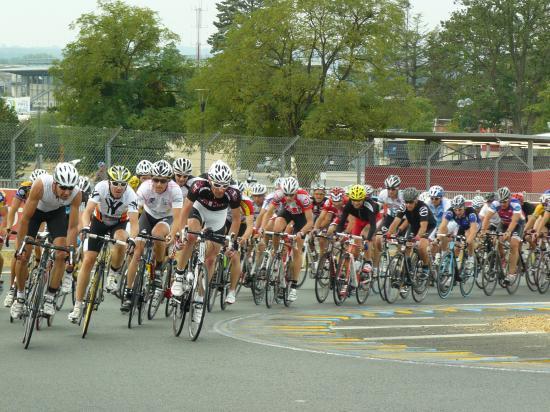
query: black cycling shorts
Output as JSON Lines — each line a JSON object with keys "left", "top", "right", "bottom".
{"left": 277, "top": 210, "right": 307, "bottom": 234}
{"left": 85, "top": 217, "right": 128, "bottom": 253}
{"left": 28, "top": 207, "right": 68, "bottom": 240}
{"left": 138, "top": 211, "right": 173, "bottom": 235}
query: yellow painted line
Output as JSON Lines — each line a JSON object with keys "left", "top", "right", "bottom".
{"left": 360, "top": 311, "right": 376, "bottom": 317}
{"left": 395, "top": 309, "right": 414, "bottom": 315}
{"left": 440, "top": 307, "right": 458, "bottom": 313}
{"left": 536, "top": 308, "right": 550, "bottom": 311}
{"left": 273, "top": 326, "right": 328, "bottom": 330}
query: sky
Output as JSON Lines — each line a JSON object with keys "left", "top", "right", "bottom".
{"left": 0, "top": 0, "right": 461, "bottom": 50}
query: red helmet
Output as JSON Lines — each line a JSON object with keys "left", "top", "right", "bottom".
{"left": 329, "top": 187, "right": 345, "bottom": 202}
{"left": 511, "top": 192, "right": 524, "bottom": 203}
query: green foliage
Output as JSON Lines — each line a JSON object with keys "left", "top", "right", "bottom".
{"left": 0, "top": 99, "right": 18, "bottom": 124}
{"left": 50, "top": 0, "right": 195, "bottom": 132}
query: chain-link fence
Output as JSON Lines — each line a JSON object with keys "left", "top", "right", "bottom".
{"left": 1, "top": 122, "right": 549, "bottom": 196}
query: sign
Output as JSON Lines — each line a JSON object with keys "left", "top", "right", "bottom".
{"left": 2, "top": 96, "right": 31, "bottom": 115}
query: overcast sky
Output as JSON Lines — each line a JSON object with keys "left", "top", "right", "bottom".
{"left": 0, "top": 0, "right": 461, "bottom": 49}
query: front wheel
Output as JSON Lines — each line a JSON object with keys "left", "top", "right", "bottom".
{"left": 459, "top": 256, "right": 477, "bottom": 297}
{"left": 333, "top": 256, "right": 351, "bottom": 306}
{"left": 82, "top": 264, "right": 102, "bottom": 338}
{"left": 436, "top": 253, "right": 454, "bottom": 299}
{"left": 384, "top": 255, "right": 403, "bottom": 304}
{"left": 128, "top": 261, "right": 144, "bottom": 329}
{"left": 481, "top": 251, "right": 498, "bottom": 296}
{"left": 188, "top": 265, "right": 209, "bottom": 341}
{"left": 536, "top": 253, "right": 550, "bottom": 294}
{"left": 314, "top": 254, "right": 331, "bottom": 304}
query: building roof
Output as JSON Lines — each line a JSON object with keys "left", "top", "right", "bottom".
{"left": 0, "top": 65, "right": 51, "bottom": 76}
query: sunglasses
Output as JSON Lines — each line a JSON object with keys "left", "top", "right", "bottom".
{"left": 152, "top": 178, "right": 169, "bottom": 184}
{"left": 110, "top": 181, "right": 127, "bottom": 187}
{"left": 211, "top": 182, "right": 229, "bottom": 189}
{"left": 388, "top": 188, "right": 398, "bottom": 191}
{"left": 175, "top": 174, "right": 189, "bottom": 179}
{"left": 57, "top": 185, "right": 74, "bottom": 191}
{"left": 405, "top": 200, "right": 416, "bottom": 204}
{"left": 430, "top": 197, "right": 441, "bottom": 201}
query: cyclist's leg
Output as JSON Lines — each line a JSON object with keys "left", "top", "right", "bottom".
{"left": 152, "top": 219, "right": 170, "bottom": 269}
{"left": 508, "top": 223, "right": 524, "bottom": 276}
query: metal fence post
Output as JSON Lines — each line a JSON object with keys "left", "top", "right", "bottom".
{"left": 200, "top": 132, "right": 222, "bottom": 174}
{"left": 105, "top": 126, "right": 123, "bottom": 169}
{"left": 426, "top": 144, "right": 441, "bottom": 190}
{"left": 493, "top": 147, "right": 509, "bottom": 191}
{"left": 356, "top": 142, "right": 375, "bottom": 184}
{"left": 10, "top": 123, "right": 29, "bottom": 185}
{"left": 280, "top": 135, "right": 300, "bottom": 176}
{"left": 527, "top": 140, "right": 534, "bottom": 170}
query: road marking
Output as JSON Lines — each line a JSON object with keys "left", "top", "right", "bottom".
{"left": 356, "top": 316, "right": 436, "bottom": 320}
{"left": 362, "top": 331, "right": 548, "bottom": 341}
{"left": 331, "top": 323, "right": 488, "bottom": 330}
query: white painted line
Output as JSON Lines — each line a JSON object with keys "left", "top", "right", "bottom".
{"left": 362, "top": 331, "right": 548, "bottom": 341}
{"left": 331, "top": 323, "right": 488, "bottom": 330}
{"left": 431, "top": 302, "right": 550, "bottom": 307}
{"left": 365, "top": 316, "right": 435, "bottom": 320}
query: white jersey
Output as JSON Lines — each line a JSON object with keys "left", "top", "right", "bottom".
{"left": 479, "top": 204, "right": 501, "bottom": 226}
{"left": 377, "top": 189, "right": 404, "bottom": 217}
{"left": 262, "top": 192, "right": 277, "bottom": 210}
{"left": 137, "top": 179, "right": 183, "bottom": 219}
{"left": 36, "top": 174, "right": 78, "bottom": 213}
{"left": 90, "top": 180, "right": 138, "bottom": 226}
{"left": 179, "top": 176, "right": 202, "bottom": 200}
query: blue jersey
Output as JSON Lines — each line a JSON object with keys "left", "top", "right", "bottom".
{"left": 489, "top": 199, "right": 524, "bottom": 225}
{"left": 444, "top": 207, "right": 479, "bottom": 231}
{"left": 428, "top": 197, "right": 451, "bottom": 226}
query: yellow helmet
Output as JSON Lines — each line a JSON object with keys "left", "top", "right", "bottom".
{"left": 348, "top": 184, "right": 367, "bottom": 201}
{"left": 107, "top": 165, "right": 132, "bottom": 182}
{"left": 128, "top": 175, "right": 140, "bottom": 190}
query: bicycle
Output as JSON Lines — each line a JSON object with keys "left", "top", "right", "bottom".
{"left": 148, "top": 243, "right": 177, "bottom": 321}
{"left": 80, "top": 233, "right": 126, "bottom": 338}
{"left": 435, "top": 234, "right": 478, "bottom": 298}
{"left": 333, "top": 232, "right": 372, "bottom": 305}
{"left": 264, "top": 231, "right": 296, "bottom": 308}
{"left": 17, "top": 236, "right": 73, "bottom": 349}
{"left": 234, "top": 239, "right": 255, "bottom": 298}
{"left": 479, "top": 232, "right": 521, "bottom": 296}
{"left": 534, "top": 235, "right": 549, "bottom": 293}
{"left": 313, "top": 232, "right": 341, "bottom": 303}
{"left": 207, "top": 236, "right": 235, "bottom": 312}
{"left": 298, "top": 232, "right": 319, "bottom": 288}
{"left": 250, "top": 237, "right": 272, "bottom": 305}
{"left": 172, "top": 228, "right": 230, "bottom": 340}
{"left": 128, "top": 232, "right": 166, "bottom": 329}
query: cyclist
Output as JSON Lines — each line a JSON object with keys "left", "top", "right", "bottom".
{"left": 10, "top": 163, "right": 81, "bottom": 319}
{"left": 533, "top": 191, "right": 550, "bottom": 238}
{"left": 260, "top": 177, "right": 313, "bottom": 302}
{"left": 310, "top": 183, "right": 327, "bottom": 223}
{"left": 135, "top": 159, "right": 153, "bottom": 185}
{"left": 128, "top": 175, "right": 140, "bottom": 191}
{"left": 377, "top": 175, "right": 404, "bottom": 233}
{"left": 249, "top": 183, "right": 267, "bottom": 224}
{"left": 471, "top": 195, "right": 485, "bottom": 215}
{"left": 386, "top": 187, "right": 436, "bottom": 283}
{"left": 172, "top": 157, "right": 199, "bottom": 200}
{"left": 68, "top": 166, "right": 139, "bottom": 322}
{"left": 171, "top": 161, "right": 241, "bottom": 319}
{"left": 436, "top": 195, "right": 479, "bottom": 276}
{"left": 314, "top": 187, "right": 347, "bottom": 235}
{"left": 427, "top": 185, "right": 451, "bottom": 227}
{"left": 480, "top": 186, "right": 525, "bottom": 283}
{"left": 121, "top": 160, "right": 183, "bottom": 312}
{"left": 0, "top": 188, "right": 7, "bottom": 292}
{"left": 479, "top": 192, "right": 500, "bottom": 231}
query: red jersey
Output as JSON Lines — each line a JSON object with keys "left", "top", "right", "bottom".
{"left": 271, "top": 189, "right": 312, "bottom": 215}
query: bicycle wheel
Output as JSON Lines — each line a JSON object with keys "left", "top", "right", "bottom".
{"left": 283, "top": 262, "right": 293, "bottom": 307}
{"left": 82, "top": 263, "right": 102, "bottom": 338}
{"left": 55, "top": 289, "right": 67, "bottom": 311}
{"left": 139, "top": 274, "right": 151, "bottom": 325}
{"left": 265, "top": 257, "right": 279, "bottom": 309}
{"left": 128, "top": 261, "right": 144, "bottom": 329}
{"left": 436, "top": 253, "right": 454, "bottom": 299}
{"left": 459, "top": 256, "right": 477, "bottom": 298}
{"left": 377, "top": 253, "right": 389, "bottom": 302}
{"left": 505, "top": 267, "right": 521, "bottom": 295}
{"left": 333, "top": 256, "right": 350, "bottom": 306}
{"left": 207, "top": 262, "right": 221, "bottom": 312}
{"left": 23, "top": 274, "right": 44, "bottom": 349}
{"left": 525, "top": 250, "right": 539, "bottom": 292}
{"left": 314, "top": 254, "right": 331, "bottom": 303}
{"left": 295, "top": 252, "right": 309, "bottom": 289}
{"left": 384, "top": 255, "right": 403, "bottom": 304}
{"left": 252, "top": 266, "right": 266, "bottom": 305}
{"left": 481, "top": 251, "right": 498, "bottom": 296}
{"left": 164, "top": 259, "right": 175, "bottom": 317}
{"left": 172, "top": 290, "right": 190, "bottom": 337}
{"left": 189, "top": 265, "right": 209, "bottom": 341}
{"left": 356, "top": 268, "right": 370, "bottom": 305}
{"left": 536, "top": 253, "right": 550, "bottom": 294}
{"left": 411, "top": 258, "right": 429, "bottom": 303}
{"left": 220, "top": 264, "right": 231, "bottom": 311}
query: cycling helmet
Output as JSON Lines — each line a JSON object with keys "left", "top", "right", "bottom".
{"left": 511, "top": 192, "right": 524, "bottom": 203}
{"left": 451, "top": 195, "right": 466, "bottom": 209}
{"left": 384, "top": 175, "right": 401, "bottom": 189}
{"left": 128, "top": 175, "right": 140, "bottom": 191}
{"left": 136, "top": 160, "right": 153, "bottom": 176}
{"left": 418, "top": 191, "right": 430, "bottom": 204}
{"left": 152, "top": 160, "right": 173, "bottom": 178}
{"left": 281, "top": 177, "right": 299, "bottom": 195}
{"left": 20, "top": 181, "right": 32, "bottom": 193}
{"left": 250, "top": 183, "right": 267, "bottom": 195}
{"left": 364, "top": 184, "right": 374, "bottom": 197}
{"left": 497, "top": 186, "right": 511, "bottom": 202}
{"left": 208, "top": 160, "right": 232, "bottom": 184}
{"left": 329, "top": 187, "right": 346, "bottom": 202}
{"left": 472, "top": 195, "right": 485, "bottom": 209}
{"left": 30, "top": 168, "right": 47, "bottom": 182}
{"left": 274, "top": 177, "right": 284, "bottom": 189}
{"left": 234, "top": 180, "right": 248, "bottom": 193}
{"left": 541, "top": 191, "right": 550, "bottom": 204}
{"left": 78, "top": 176, "right": 91, "bottom": 193}
{"left": 428, "top": 185, "right": 444, "bottom": 198}
{"left": 107, "top": 165, "right": 131, "bottom": 182}
{"left": 53, "top": 162, "right": 79, "bottom": 187}
{"left": 348, "top": 185, "right": 367, "bottom": 201}
{"left": 402, "top": 187, "right": 418, "bottom": 203}
{"left": 312, "top": 183, "right": 326, "bottom": 192}
{"left": 173, "top": 158, "right": 192, "bottom": 175}
{"left": 484, "top": 192, "right": 496, "bottom": 202}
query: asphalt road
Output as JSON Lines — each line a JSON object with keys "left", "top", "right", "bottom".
{"left": 0, "top": 278, "right": 548, "bottom": 412}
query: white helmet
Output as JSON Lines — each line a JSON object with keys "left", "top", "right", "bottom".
{"left": 418, "top": 191, "right": 430, "bottom": 203}
{"left": 173, "top": 158, "right": 192, "bottom": 175}
{"left": 30, "top": 168, "right": 47, "bottom": 182}
{"left": 429, "top": 185, "right": 444, "bottom": 198}
{"left": 274, "top": 177, "right": 284, "bottom": 189}
{"left": 234, "top": 180, "right": 248, "bottom": 193}
{"left": 472, "top": 195, "right": 485, "bottom": 209}
{"left": 281, "top": 177, "right": 299, "bottom": 195}
{"left": 384, "top": 175, "right": 401, "bottom": 189}
{"left": 53, "top": 162, "right": 79, "bottom": 187}
{"left": 78, "top": 176, "right": 91, "bottom": 193}
{"left": 136, "top": 160, "right": 153, "bottom": 176}
{"left": 250, "top": 183, "right": 267, "bottom": 195}
{"left": 152, "top": 160, "right": 173, "bottom": 178}
{"left": 208, "top": 160, "right": 232, "bottom": 185}
{"left": 364, "top": 184, "right": 374, "bottom": 196}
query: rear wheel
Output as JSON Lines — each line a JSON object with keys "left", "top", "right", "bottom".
{"left": 481, "top": 251, "right": 498, "bottom": 296}
{"left": 536, "top": 253, "right": 550, "bottom": 294}
{"left": 333, "top": 256, "right": 350, "bottom": 306}
{"left": 188, "top": 265, "right": 209, "bottom": 341}
{"left": 128, "top": 261, "right": 144, "bottom": 329}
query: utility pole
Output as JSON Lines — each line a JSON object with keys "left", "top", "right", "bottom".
{"left": 195, "top": 1, "right": 203, "bottom": 66}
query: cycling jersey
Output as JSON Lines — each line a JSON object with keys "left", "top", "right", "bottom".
{"left": 480, "top": 203, "right": 500, "bottom": 226}
{"left": 377, "top": 189, "right": 404, "bottom": 217}
{"left": 533, "top": 203, "right": 545, "bottom": 218}
{"left": 427, "top": 197, "right": 451, "bottom": 226}
{"left": 396, "top": 200, "right": 437, "bottom": 235}
{"left": 521, "top": 201, "right": 535, "bottom": 218}
{"left": 187, "top": 180, "right": 241, "bottom": 212}
{"left": 444, "top": 206, "right": 479, "bottom": 231}
{"left": 15, "top": 184, "right": 32, "bottom": 202}
{"left": 36, "top": 174, "right": 79, "bottom": 213}
{"left": 90, "top": 180, "right": 138, "bottom": 225}
{"left": 226, "top": 195, "right": 254, "bottom": 223}
{"left": 179, "top": 175, "right": 201, "bottom": 200}
{"left": 0, "top": 191, "right": 5, "bottom": 208}
{"left": 311, "top": 197, "right": 327, "bottom": 220}
{"left": 322, "top": 197, "right": 347, "bottom": 218}
{"left": 336, "top": 199, "right": 378, "bottom": 240}
{"left": 262, "top": 192, "right": 276, "bottom": 210}
{"left": 137, "top": 179, "right": 183, "bottom": 219}
{"left": 271, "top": 189, "right": 312, "bottom": 215}
{"left": 489, "top": 199, "right": 525, "bottom": 225}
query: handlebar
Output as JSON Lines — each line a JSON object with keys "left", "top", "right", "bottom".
{"left": 183, "top": 227, "right": 234, "bottom": 246}
{"left": 88, "top": 233, "right": 127, "bottom": 246}
{"left": 18, "top": 236, "right": 74, "bottom": 265}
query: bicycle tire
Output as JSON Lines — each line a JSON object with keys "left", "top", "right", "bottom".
{"left": 436, "top": 253, "right": 454, "bottom": 299}
{"left": 23, "top": 273, "right": 44, "bottom": 349}
{"left": 82, "top": 263, "right": 102, "bottom": 338}
{"left": 377, "top": 253, "right": 389, "bottom": 302}
{"left": 459, "top": 257, "right": 477, "bottom": 297}
{"left": 536, "top": 253, "right": 550, "bottom": 294}
{"left": 505, "top": 269, "right": 521, "bottom": 295}
{"left": 128, "top": 260, "right": 144, "bottom": 329}
{"left": 355, "top": 269, "right": 370, "bottom": 305}
{"left": 164, "top": 259, "right": 175, "bottom": 317}
{"left": 283, "top": 261, "right": 293, "bottom": 307}
{"left": 188, "top": 265, "right": 209, "bottom": 341}
{"left": 314, "top": 254, "right": 331, "bottom": 303}
{"left": 295, "top": 252, "right": 309, "bottom": 289}
{"left": 252, "top": 267, "right": 266, "bottom": 305}
{"left": 481, "top": 251, "right": 498, "bottom": 296}
{"left": 172, "top": 290, "right": 190, "bottom": 337}
{"left": 384, "top": 255, "right": 402, "bottom": 304}
{"left": 525, "top": 250, "right": 538, "bottom": 292}
{"left": 220, "top": 264, "right": 231, "bottom": 311}
{"left": 411, "top": 258, "right": 429, "bottom": 303}
{"left": 265, "top": 257, "right": 278, "bottom": 308}
{"left": 55, "top": 289, "right": 67, "bottom": 311}
{"left": 333, "top": 255, "right": 350, "bottom": 306}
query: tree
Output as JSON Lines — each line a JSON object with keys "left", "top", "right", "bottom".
{"left": 207, "top": 0, "right": 265, "bottom": 54}
{"left": 0, "top": 98, "right": 18, "bottom": 124}
{"left": 0, "top": 99, "right": 33, "bottom": 179}
{"left": 50, "top": 0, "right": 195, "bottom": 132}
